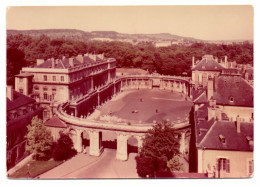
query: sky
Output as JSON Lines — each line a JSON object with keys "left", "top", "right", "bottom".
{"left": 6, "top": 5, "right": 253, "bottom": 41}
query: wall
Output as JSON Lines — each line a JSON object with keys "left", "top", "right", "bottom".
{"left": 197, "top": 149, "right": 253, "bottom": 178}
{"left": 221, "top": 106, "right": 253, "bottom": 122}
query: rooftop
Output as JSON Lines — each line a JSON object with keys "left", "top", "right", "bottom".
{"left": 199, "top": 121, "right": 253, "bottom": 151}
{"left": 192, "top": 55, "right": 225, "bottom": 71}
{"left": 7, "top": 90, "right": 35, "bottom": 111}
{"left": 44, "top": 116, "right": 67, "bottom": 128}
{"left": 214, "top": 75, "right": 253, "bottom": 107}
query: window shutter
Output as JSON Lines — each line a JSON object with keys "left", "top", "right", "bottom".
{"left": 226, "top": 159, "right": 230, "bottom": 173}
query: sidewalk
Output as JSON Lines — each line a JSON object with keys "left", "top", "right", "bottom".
{"left": 7, "top": 154, "right": 33, "bottom": 177}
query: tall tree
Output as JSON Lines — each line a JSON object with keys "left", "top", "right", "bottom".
{"left": 25, "top": 116, "right": 53, "bottom": 160}
{"left": 6, "top": 48, "right": 27, "bottom": 86}
{"left": 135, "top": 120, "right": 180, "bottom": 178}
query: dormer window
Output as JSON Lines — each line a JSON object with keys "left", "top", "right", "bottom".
{"left": 219, "top": 134, "right": 226, "bottom": 144}
{"left": 246, "top": 136, "right": 253, "bottom": 146}
{"left": 229, "top": 97, "right": 234, "bottom": 103}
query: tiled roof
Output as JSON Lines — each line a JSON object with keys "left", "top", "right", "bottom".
{"left": 193, "top": 89, "right": 207, "bottom": 104}
{"left": 7, "top": 91, "right": 35, "bottom": 111}
{"left": 192, "top": 57, "right": 225, "bottom": 71}
{"left": 214, "top": 75, "right": 253, "bottom": 107}
{"left": 33, "top": 56, "right": 99, "bottom": 69}
{"left": 199, "top": 121, "right": 253, "bottom": 151}
{"left": 44, "top": 116, "right": 67, "bottom": 128}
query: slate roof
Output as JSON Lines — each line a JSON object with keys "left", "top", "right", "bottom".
{"left": 33, "top": 56, "right": 100, "bottom": 69}
{"left": 214, "top": 75, "right": 254, "bottom": 107}
{"left": 193, "top": 89, "right": 207, "bottom": 104}
{"left": 7, "top": 90, "right": 35, "bottom": 111}
{"left": 192, "top": 57, "right": 225, "bottom": 71}
{"left": 199, "top": 121, "right": 253, "bottom": 151}
{"left": 44, "top": 116, "right": 67, "bottom": 128}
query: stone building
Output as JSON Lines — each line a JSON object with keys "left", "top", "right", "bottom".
{"left": 190, "top": 72, "right": 254, "bottom": 178}
{"left": 6, "top": 86, "right": 43, "bottom": 170}
{"left": 15, "top": 53, "right": 116, "bottom": 121}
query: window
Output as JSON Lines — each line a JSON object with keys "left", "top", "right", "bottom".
{"left": 229, "top": 97, "right": 234, "bottom": 103}
{"left": 34, "top": 86, "right": 39, "bottom": 91}
{"left": 19, "top": 78, "right": 23, "bottom": 83}
{"left": 43, "top": 110, "right": 50, "bottom": 120}
{"left": 61, "top": 76, "right": 64, "bottom": 82}
{"left": 44, "top": 92, "right": 48, "bottom": 100}
{"left": 19, "top": 89, "right": 23, "bottom": 94}
{"left": 217, "top": 158, "right": 230, "bottom": 173}
{"left": 53, "top": 76, "right": 56, "bottom": 81}
{"left": 44, "top": 75, "right": 47, "bottom": 81}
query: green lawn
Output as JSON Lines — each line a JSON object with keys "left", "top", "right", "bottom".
{"left": 9, "top": 159, "right": 63, "bottom": 179}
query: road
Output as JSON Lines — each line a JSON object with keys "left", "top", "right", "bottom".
{"left": 39, "top": 149, "right": 139, "bottom": 179}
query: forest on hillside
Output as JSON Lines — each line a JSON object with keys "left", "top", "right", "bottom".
{"left": 7, "top": 34, "right": 253, "bottom": 86}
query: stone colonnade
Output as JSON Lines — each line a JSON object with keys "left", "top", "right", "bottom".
{"left": 160, "top": 79, "right": 188, "bottom": 94}
{"left": 70, "top": 128, "right": 145, "bottom": 161}
{"left": 121, "top": 78, "right": 153, "bottom": 89}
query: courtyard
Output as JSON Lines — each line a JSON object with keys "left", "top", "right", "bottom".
{"left": 93, "top": 89, "right": 193, "bottom": 124}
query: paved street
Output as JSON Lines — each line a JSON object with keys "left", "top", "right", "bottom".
{"left": 39, "top": 149, "right": 139, "bottom": 179}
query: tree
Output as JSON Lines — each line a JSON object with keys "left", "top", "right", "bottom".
{"left": 135, "top": 120, "right": 180, "bottom": 178}
{"left": 167, "top": 156, "right": 184, "bottom": 172}
{"left": 52, "top": 132, "right": 77, "bottom": 161}
{"left": 25, "top": 116, "right": 53, "bottom": 160}
{"left": 6, "top": 48, "right": 27, "bottom": 86}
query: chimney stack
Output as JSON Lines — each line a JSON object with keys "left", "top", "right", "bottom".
{"left": 69, "top": 58, "right": 74, "bottom": 67}
{"left": 236, "top": 115, "right": 241, "bottom": 133}
{"left": 62, "top": 56, "right": 65, "bottom": 61}
{"left": 192, "top": 56, "right": 195, "bottom": 67}
{"left": 36, "top": 59, "right": 44, "bottom": 66}
{"left": 76, "top": 54, "right": 84, "bottom": 63}
{"left": 245, "top": 72, "right": 249, "bottom": 81}
{"left": 207, "top": 77, "right": 214, "bottom": 100}
{"left": 6, "top": 86, "right": 14, "bottom": 101}
{"left": 225, "top": 56, "right": 227, "bottom": 68}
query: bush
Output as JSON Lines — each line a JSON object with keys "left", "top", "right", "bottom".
{"left": 52, "top": 132, "right": 77, "bottom": 161}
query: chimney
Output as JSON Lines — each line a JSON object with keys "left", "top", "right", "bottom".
{"left": 89, "top": 53, "right": 97, "bottom": 61}
{"left": 36, "top": 59, "right": 44, "bottom": 65}
{"left": 245, "top": 72, "right": 249, "bottom": 80}
{"left": 62, "top": 56, "right": 65, "bottom": 61}
{"left": 76, "top": 54, "right": 84, "bottom": 63}
{"left": 236, "top": 115, "right": 241, "bottom": 133}
{"left": 192, "top": 56, "right": 195, "bottom": 67}
{"left": 207, "top": 77, "right": 214, "bottom": 100}
{"left": 6, "top": 86, "right": 14, "bottom": 101}
{"left": 215, "top": 57, "right": 218, "bottom": 63}
{"left": 69, "top": 58, "right": 74, "bottom": 67}
{"left": 224, "top": 56, "right": 227, "bottom": 68}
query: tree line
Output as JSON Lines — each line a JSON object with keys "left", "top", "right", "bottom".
{"left": 7, "top": 34, "right": 253, "bottom": 86}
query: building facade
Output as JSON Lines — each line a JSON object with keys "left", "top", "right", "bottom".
{"left": 6, "top": 86, "right": 43, "bottom": 170}
{"left": 15, "top": 53, "right": 116, "bottom": 120}
{"left": 190, "top": 70, "right": 254, "bottom": 178}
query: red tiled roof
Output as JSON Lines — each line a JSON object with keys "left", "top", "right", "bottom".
{"left": 44, "top": 116, "right": 67, "bottom": 128}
